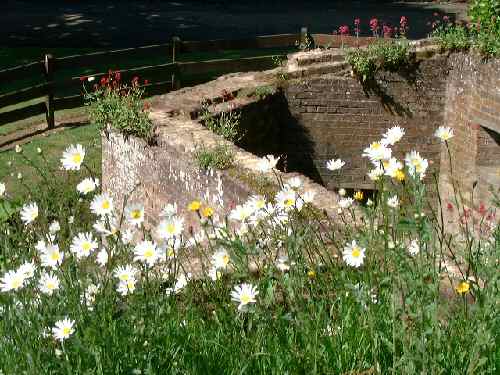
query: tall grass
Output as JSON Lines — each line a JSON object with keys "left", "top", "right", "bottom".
{"left": 0, "top": 126, "right": 498, "bottom": 374}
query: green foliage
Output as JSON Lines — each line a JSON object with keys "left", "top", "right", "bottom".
{"left": 195, "top": 143, "right": 234, "bottom": 170}
{"left": 253, "top": 85, "right": 277, "bottom": 100}
{"left": 469, "top": 0, "right": 500, "bottom": 29}
{"left": 432, "top": 1, "right": 500, "bottom": 57}
{"left": 0, "top": 132, "right": 498, "bottom": 374}
{"left": 432, "top": 23, "right": 473, "bottom": 52}
{"left": 84, "top": 71, "right": 154, "bottom": 141}
{"left": 200, "top": 101, "right": 244, "bottom": 143}
{"left": 346, "top": 40, "right": 410, "bottom": 82}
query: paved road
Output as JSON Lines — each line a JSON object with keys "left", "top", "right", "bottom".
{"left": 1, "top": 0, "right": 467, "bottom": 48}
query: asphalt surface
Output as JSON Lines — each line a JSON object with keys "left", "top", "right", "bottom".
{"left": 1, "top": 0, "right": 467, "bottom": 47}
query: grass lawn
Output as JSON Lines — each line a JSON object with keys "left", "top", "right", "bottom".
{"left": 0, "top": 123, "right": 101, "bottom": 197}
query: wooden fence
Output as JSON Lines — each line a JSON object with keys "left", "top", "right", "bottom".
{"left": 0, "top": 29, "right": 373, "bottom": 133}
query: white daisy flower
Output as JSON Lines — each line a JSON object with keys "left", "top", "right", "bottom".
{"left": 302, "top": 190, "right": 316, "bottom": 203}
{"left": 93, "top": 215, "right": 119, "bottom": 237}
{"left": 208, "top": 266, "right": 223, "bottom": 281}
{"left": 382, "top": 126, "right": 405, "bottom": 146}
{"left": 408, "top": 240, "right": 420, "bottom": 256}
{"left": 342, "top": 240, "right": 366, "bottom": 268}
{"left": 231, "top": 283, "right": 259, "bottom": 312}
{"left": 159, "top": 203, "right": 178, "bottom": 218}
{"left": 276, "top": 188, "right": 302, "bottom": 211}
{"left": 96, "top": 248, "right": 109, "bottom": 266}
{"left": 70, "top": 232, "right": 98, "bottom": 259}
{"left": 387, "top": 195, "right": 399, "bottom": 208}
{"left": 338, "top": 197, "right": 354, "bottom": 209}
{"left": 435, "top": 126, "right": 454, "bottom": 142}
{"left": 49, "top": 221, "right": 61, "bottom": 234}
{"left": 382, "top": 158, "right": 403, "bottom": 178}
{"left": 124, "top": 204, "right": 145, "bottom": 227}
{"left": 20, "top": 202, "right": 38, "bottom": 225}
{"left": 18, "top": 261, "right": 36, "bottom": 279}
{"left": 117, "top": 278, "right": 137, "bottom": 296}
{"left": 362, "top": 141, "right": 392, "bottom": 163}
{"left": 38, "top": 272, "right": 60, "bottom": 296}
{"left": 229, "top": 204, "right": 253, "bottom": 222}
{"left": 287, "top": 177, "right": 302, "bottom": 190}
{"left": 338, "top": 188, "right": 346, "bottom": 197}
{"left": 0, "top": 269, "right": 26, "bottom": 292}
{"left": 82, "top": 283, "right": 99, "bottom": 310}
{"left": 0, "top": 182, "right": 5, "bottom": 197}
{"left": 77, "top": 177, "right": 99, "bottom": 195}
{"left": 40, "top": 243, "right": 64, "bottom": 269}
{"left": 248, "top": 195, "right": 267, "bottom": 212}
{"left": 404, "top": 151, "right": 429, "bottom": 180}
{"left": 155, "top": 217, "right": 184, "bottom": 240}
{"left": 52, "top": 318, "right": 75, "bottom": 342}
{"left": 133, "top": 240, "right": 159, "bottom": 267}
{"left": 61, "top": 144, "right": 85, "bottom": 171}
{"left": 113, "top": 265, "right": 138, "bottom": 282}
{"left": 90, "top": 193, "right": 114, "bottom": 216}
{"left": 326, "top": 158, "right": 345, "bottom": 171}
{"left": 276, "top": 255, "right": 291, "bottom": 272}
{"left": 166, "top": 273, "right": 191, "bottom": 295}
{"left": 368, "top": 167, "right": 384, "bottom": 181}
{"left": 256, "top": 155, "right": 280, "bottom": 173}
{"left": 211, "top": 249, "right": 231, "bottom": 270}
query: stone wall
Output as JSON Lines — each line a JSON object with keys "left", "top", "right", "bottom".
{"left": 283, "top": 54, "right": 448, "bottom": 190}
{"left": 439, "top": 53, "right": 500, "bottom": 209}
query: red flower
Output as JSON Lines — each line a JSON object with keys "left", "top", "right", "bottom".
{"left": 354, "top": 18, "right": 361, "bottom": 26}
{"left": 144, "top": 79, "right": 149, "bottom": 85}
{"left": 369, "top": 18, "right": 379, "bottom": 36}
{"left": 383, "top": 25, "right": 393, "bottom": 38}
{"left": 114, "top": 71, "right": 121, "bottom": 82}
{"left": 447, "top": 202, "right": 454, "bottom": 211}
{"left": 339, "top": 25, "right": 350, "bottom": 36}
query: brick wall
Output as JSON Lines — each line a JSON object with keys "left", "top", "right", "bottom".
{"left": 439, "top": 53, "right": 500, "bottom": 208}
{"left": 283, "top": 56, "right": 448, "bottom": 190}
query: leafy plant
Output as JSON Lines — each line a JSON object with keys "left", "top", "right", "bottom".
{"left": 195, "top": 143, "right": 234, "bottom": 170}
{"left": 84, "top": 71, "right": 154, "bottom": 141}
{"left": 346, "top": 40, "right": 410, "bottom": 82}
{"left": 200, "top": 101, "right": 244, "bottom": 143}
{"left": 253, "top": 85, "right": 277, "bottom": 100}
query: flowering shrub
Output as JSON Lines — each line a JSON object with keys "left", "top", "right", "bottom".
{"left": 0, "top": 125, "right": 498, "bottom": 373}
{"left": 83, "top": 70, "right": 154, "bottom": 141}
{"left": 431, "top": 1, "right": 500, "bottom": 57}
{"left": 346, "top": 40, "right": 410, "bottom": 82}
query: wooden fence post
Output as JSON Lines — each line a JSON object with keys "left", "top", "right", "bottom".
{"left": 171, "top": 36, "right": 181, "bottom": 90}
{"left": 44, "top": 54, "right": 55, "bottom": 129}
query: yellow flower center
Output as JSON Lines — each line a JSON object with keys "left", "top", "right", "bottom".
{"left": 456, "top": 281, "right": 470, "bottom": 294}
{"left": 47, "top": 281, "right": 56, "bottom": 290}
{"left": 372, "top": 142, "right": 381, "bottom": 150}
{"left": 202, "top": 207, "right": 213, "bottom": 217}
{"left": 131, "top": 210, "right": 142, "bottom": 219}
{"left": 395, "top": 170, "right": 405, "bottom": 182}
{"left": 167, "top": 248, "right": 175, "bottom": 258}
{"left": 222, "top": 254, "right": 230, "bottom": 265}
{"left": 352, "top": 247, "right": 361, "bottom": 258}
{"left": 72, "top": 154, "right": 82, "bottom": 164}
{"left": 188, "top": 201, "right": 201, "bottom": 211}
{"left": 240, "top": 294, "right": 251, "bottom": 304}
{"left": 102, "top": 200, "right": 110, "bottom": 210}
{"left": 166, "top": 223, "right": 176, "bottom": 234}
{"left": 284, "top": 198, "right": 294, "bottom": 207}
{"left": 119, "top": 274, "right": 129, "bottom": 281}
{"left": 307, "top": 270, "right": 316, "bottom": 279}
{"left": 62, "top": 327, "right": 71, "bottom": 336}
{"left": 12, "top": 278, "right": 22, "bottom": 289}
{"left": 50, "top": 251, "right": 60, "bottom": 261}
{"left": 82, "top": 242, "right": 92, "bottom": 252}
{"left": 144, "top": 248, "right": 154, "bottom": 258}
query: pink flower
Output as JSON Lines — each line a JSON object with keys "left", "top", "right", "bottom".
{"left": 383, "top": 25, "right": 393, "bottom": 38}
{"left": 369, "top": 18, "right": 379, "bottom": 36}
{"left": 400, "top": 16, "right": 409, "bottom": 35}
{"left": 339, "top": 25, "right": 350, "bottom": 36}
{"left": 354, "top": 18, "right": 361, "bottom": 36}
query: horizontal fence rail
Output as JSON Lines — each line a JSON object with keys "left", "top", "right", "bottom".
{"left": 0, "top": 29, "right": 383, "bottom": 137}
